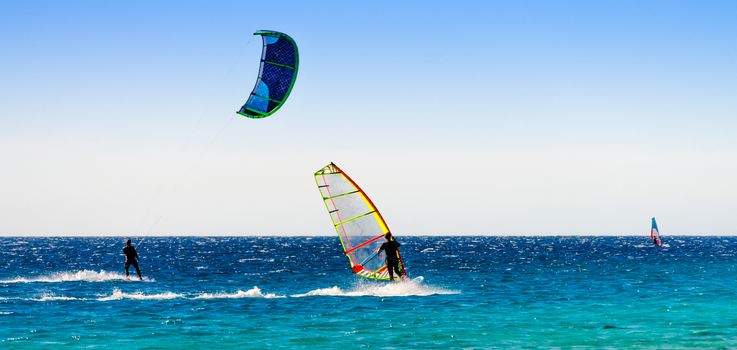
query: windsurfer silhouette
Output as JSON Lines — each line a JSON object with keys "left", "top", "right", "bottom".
{"left": 650, "top": 218, "right": 662, "bottom": 247}
{"left": 378, "top": 232, "right": 404, "bottom": 281}
{"left": 123, "top": 239, "right": 142, "bottom": 280}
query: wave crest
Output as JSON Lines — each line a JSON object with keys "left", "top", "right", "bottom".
{"left": 32, "top": 293, "right": 85, "bottom": 302}
{"left": 194, "top": 287, "right": 285, "bottom": 299}
{"left": 292, "top": 279, "right": 459, "bottom": 297}
{"left": 0, "top": 270, "right": 154, "bottom": 283}
{"left": 98, "top": 288, "right": 181, "bottom": 301}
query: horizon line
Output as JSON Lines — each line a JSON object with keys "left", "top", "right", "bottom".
{"left": 1, "top": 234, "right": 737, "bottom": 238}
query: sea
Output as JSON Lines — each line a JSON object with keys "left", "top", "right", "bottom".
{"left": 1, "top": 236, "right": 737, "bottom": 349}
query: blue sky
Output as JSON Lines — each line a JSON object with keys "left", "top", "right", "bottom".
{"left": 1, "top": 1, "right": 736, "bottom": 235}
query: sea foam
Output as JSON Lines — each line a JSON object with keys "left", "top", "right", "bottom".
{"left": 194, "top": 286, "right": 285, "bottom": 299}
{"left": 0, "top": 270, "right": 154, "bottom": 283}
{"left": 32, "top": 293, "right": 85, "bottom": 302}
{"left": 98, "top": 288, "right": 181, "bottom": 301}
{"left": 96, "top": 287, "right": 284, "bottom": 301}
{"left": 292, "top": 279, "right": 460, "bottom": 298}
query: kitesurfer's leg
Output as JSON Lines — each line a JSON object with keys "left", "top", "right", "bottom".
{"left": 132, "top": 260, "right": 142, "bottom": 280}
{"left": 124, "top": 260, "right": 131, "bottom": 278}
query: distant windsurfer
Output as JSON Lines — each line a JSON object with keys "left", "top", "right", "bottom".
{"left": 650, "top": 218, "right": 662, "bottom": 247}
{"left": 123, "top": 239, "right": 142, "bottom": 280}
{"left": 378, "top": 232, "right": 405, "bottom": 281}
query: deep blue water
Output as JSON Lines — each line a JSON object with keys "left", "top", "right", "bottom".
{"left": 1, "top": 236, "right": 737, "bottom": 348}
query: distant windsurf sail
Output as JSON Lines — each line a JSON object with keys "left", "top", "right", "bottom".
{"left": 314, "top": 163, "right": 407, "bottom": 280}
{"left": 237, "top": 30, "right": 299, "bottom": 119}
{"left": 650, "top": 217, "right": 662, "bottom": 246}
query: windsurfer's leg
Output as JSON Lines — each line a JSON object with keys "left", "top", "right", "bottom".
{"left": 388, "top": 260, "right": 398, "bottom": 280}
{"left": 391, "top": 263, "right": 401, "bottom": 278}
{"left": 124, "top": 261, "right": 131, "bottom": 277}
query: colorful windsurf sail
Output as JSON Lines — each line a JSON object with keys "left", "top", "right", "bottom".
{"left": 237, "top": 30, "right": 299, "bottom": 119}
{"left": 314, "top": 163, "right": 407, "bottom": 280}
{"left": 650, "top": 217, "right": 662, "bottom": 247}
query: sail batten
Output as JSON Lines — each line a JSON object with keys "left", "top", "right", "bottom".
{"left": 323, "top": 190, "right": 361, "bottom": 200}
{"left": 334, "top": 211, "right": 378, "bottom": 227}
{"left": 314, "top": 163, "right": 407, "bottom": 280}
{"left": 345, "top": 234, "right": 384, "bottom": 254}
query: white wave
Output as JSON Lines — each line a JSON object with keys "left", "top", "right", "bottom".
{"left": 292, "top": 286, "right": 344, "bottom": 297}
{"left": 32, "top": 293, "right": 85, "bottom": 302}
{"left": 4, "top": 337, "right": 29, "bottom": 342}
{"left": 0, "top": 312, "right": 14, "bottom": 315}
{"left": 98, "top": 288, "right": 181, "bottom": 301}
{"left": 292, "top": 280, "right": 459, "bottom": 298}
{"left": 0, "top": 270, "right": 154, "bottom": 283}
{"left": 194, "top": 286, "right": 285, "bottom": 299}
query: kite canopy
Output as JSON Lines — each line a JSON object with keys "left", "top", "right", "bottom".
{"left": 314, "top": 163, "right": 407, "bottom": 281}
{"left": 237, "top": 30, "right": 299, "bottom": 119}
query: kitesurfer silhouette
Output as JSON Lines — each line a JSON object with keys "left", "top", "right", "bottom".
{"left": 123, "top": 239, "right": 142, "bottom": 280}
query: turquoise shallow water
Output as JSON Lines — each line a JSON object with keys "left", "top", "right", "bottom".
{"left": 1, "top": 236, "right": 737, "bottom": 348}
